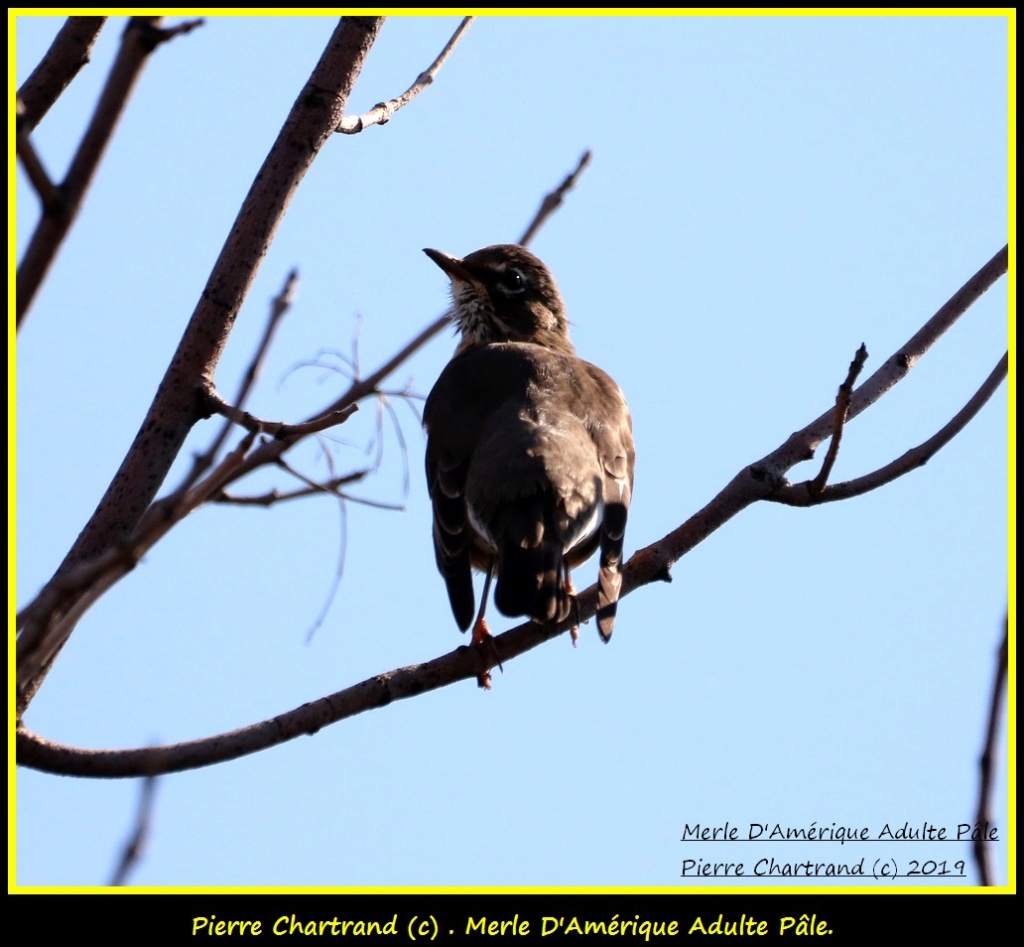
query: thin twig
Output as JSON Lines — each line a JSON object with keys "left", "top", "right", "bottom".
{"left": 305, "top": 483, "right": 348, "bottom": 644}
{"left": 973, "top": 615, "right": 1008, "bottom": 886}
{"left": 518, "top": 150, "right": 592, "bottom": 246}
{"left": 807, "top": 344, "right": 868, "bottom": 495}
{"left": 275, "top": 455, "right": 348, "bottom": 498}
{"left": 337, "top": 17, "right": 473, "bottom": 134}
{"left": 109, "top": 775, "right": 159, "bottom": 886}
{"left": 818, "top": 247, "right": 1006, "bottom": 445}
{"left": 157, "top": 19, "right": 204, "bottom": 41}
{"left": 229, "top": 269, "right": 299, "bottom": 429}
{"left": 380, "top": 393, "right": 412, "bottom": 497}
{"left": 214, "top": 470, "right": 371, "bottom": 506}
{"left": 184, "top": 270, "right": 300, "bottom": 496}
{"left": 770, "top": 352, "right": 1008, "bottom": 506}
{"left": 206, "top": 395, "right": 361, "bottom": 440}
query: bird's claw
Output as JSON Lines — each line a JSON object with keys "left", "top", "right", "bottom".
{"left": 471, "top": 616, "right": 502, "bottom": 689}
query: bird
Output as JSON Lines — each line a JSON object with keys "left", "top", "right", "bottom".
{"left": 422, "top": 244, "right": 634, "bottom": 684}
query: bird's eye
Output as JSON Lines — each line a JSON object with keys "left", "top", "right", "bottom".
{"left": 497, "top": 269, "right": 527, "bottom": 296}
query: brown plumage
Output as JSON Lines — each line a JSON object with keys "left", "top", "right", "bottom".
{"left": 422, "top": 244, "right": 634, "bottom": 650}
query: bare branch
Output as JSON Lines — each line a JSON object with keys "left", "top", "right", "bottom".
{"left": 518, "top": 150, "right": 592, "bottom": 247}
{"left": 771, "top": 352, "right": 1008, "bottom": 506}
{"left": 17, "top": 309, "right": 418, "bottom": 673}
{"left": 240, "top": 270, "right": 300, "bottom": 407}
{"left": 184, "top": 270, "right": 301, "bottom": 497}
{"left": 214, "top": 269, "right": 298, "bottom": 436}
{"left": 305, "top": 493, "right": 349, "bottom": 645}
{"left": 807, "top": 343, "right": 868, "bottom": 495}
{"left": 379, "top": 393, "right": 412, "bottom": 497}
{"left": 214, "top": 470, "right": 371, "bottom": 507}
{"left": 337, "top": 17, "right": 473, "bottom": 134}
{"left": 16, "top": 16, "right": 107, "bottom": 133}
{"left": 786, "top": 245, "right": 1008, "bottom": 465}
{"left": 17, "top": 18, "right": 386, "bottom": 713}
{"left": 337, "top": 494, "right": 405, "bottom": 512}
{"left": 108, "top": 775, "right": 159, "bottom": 886}
{"left": 206, "top": 392, "right": 361, "bottom": 439}
{"left": 46, "top": 17, "right": 381, "bottom": 571}
{"left": 270, "top": 406, "right": 363, "bottom": 440}
{"left": 17, "top": 17, "right": 205, "bottom": 327}
{"left": 16, "top": 430, "right": 259, "bottom": 684}
{"left": 973, "top": 615, "right": 1008, "bottom": 886}
{"left": 16, "top": 539, "right": 144, "bottom": 632}
{"left": 15, "top": 99, "right": 61, "bottom": 212}
{"left": 274, "top": 455, "right": 349, "bottom": 498}
{"left": 14, "top": 614, "right": 566, "bottom": 777}
{"left": 16, "top": 247, "right": 1007, "bottom": 779}
{"left": 155, "top": 18, "right": 204, "bottom": 42}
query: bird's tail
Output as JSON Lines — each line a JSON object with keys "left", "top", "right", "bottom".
{"left": 493, "top": 498, "right": 572, "bottom": 625}
{"left": 596, "top": 500, "right": 628, "bottom": 641}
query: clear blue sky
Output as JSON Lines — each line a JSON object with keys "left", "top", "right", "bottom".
{"left": 14, "top": 13, "right": 1010, "bottom": 889}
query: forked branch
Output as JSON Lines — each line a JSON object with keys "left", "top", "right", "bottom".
{"left": 337, "top": 17, "right": 473, "bottom": 134}
{"left": 17, "top": 17, "right": 205, "bottom": 327}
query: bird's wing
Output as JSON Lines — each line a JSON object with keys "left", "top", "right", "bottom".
{"left": 424, "top": 378, "right": 478, "bottom": 632}
{"left": 577, "top": 360, "right": 635, "bottom": 641}
{"left": 423, "top": 345, "right": 541, "bottom": 630}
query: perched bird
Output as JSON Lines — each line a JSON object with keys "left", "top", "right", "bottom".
{"left": 422, "top": 244, "right": 634, "bottom": 678}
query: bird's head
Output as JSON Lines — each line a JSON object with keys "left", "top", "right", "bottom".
{"left": 423, "top": 244, "right": 573, "bottom": 354}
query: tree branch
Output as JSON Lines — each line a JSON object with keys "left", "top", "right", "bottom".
{"left": 17, "top": 17, "right": 386, "bottom": 713}
{"left": 16, "top": 15, "right": 108, "bottom": 133}
{"left": 518, "top": 150, "right": 592, "bottom": 246}
{"left": 16, "top": 246, "right": 1007, "bottom": 778}
{"left": 17, "top": 17, "right": 204, "bottom": 327}
{"left": 201, "top": 269, "right": 299, "bottom": 456}
{"left": 807, "top": 343, "right": 868, "bottom": 495}
{"left": 108, "top": 775, "right": 159, "bottom": 886}
{"left": 15, "top": 98, "right": 61, "bottom": 211}
{"left": 336, "top": 17, "right": 472, "bottom": 134}
{"left": 973, "top": 616, "right": 1008, "bottom": 886}
{"left": 770, "top": 352, "right": 1008, "bottom": 506}
{"left": 213, "top": 470, "right": 371, "bottom": 506}
{"left": 774, "top": 244, "right": 1008, "bottom": 472}
{"left": 181, "top": 269, "right": 301, "bottom": 501}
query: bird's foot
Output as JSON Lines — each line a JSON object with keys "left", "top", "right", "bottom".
{"left": 471, "top": 615, "right": 492, "bottom": 648}
{"left": 565, "top": 574, "right": 580, "bottom": 647}
{"left": 471, "top": 616, "right": 502, "bottom": 689}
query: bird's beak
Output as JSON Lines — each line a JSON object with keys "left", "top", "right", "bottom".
{"left": 423, "top": 248, "right": 474, "bottom": 284}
